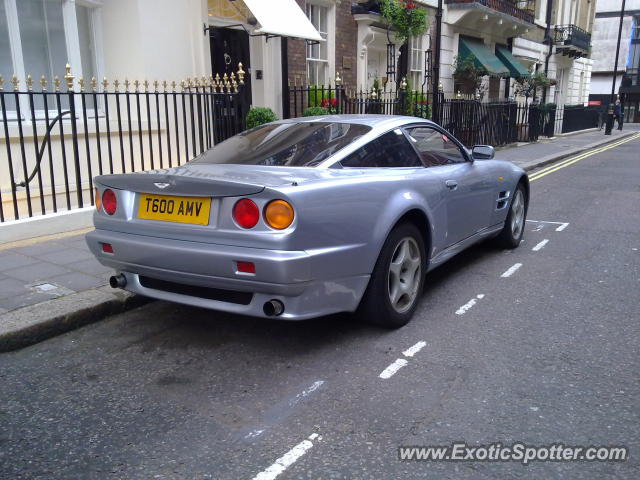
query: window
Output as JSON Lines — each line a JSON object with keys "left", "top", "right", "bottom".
{"left": 0, "top": 0, "right": 101, "bottom": 116}
{"left": 341, "top": 129, "right": 422, "bottom": 168}
{"left": 191, "top": 122, "right": 371, "bottom": 167}
{"left": 405, "top": 127, "right": 467, "bottom": 166}
{"left": 306, "top": 3, "right": 328, "bottom": 86}
{"left": 408, "top": 35, "right": 425, "bottom": 88}
{"left": 629, "top": 17, "right": 640, "bottom": 86}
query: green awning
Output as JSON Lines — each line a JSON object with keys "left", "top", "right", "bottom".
{"left": 458, "top": 38, "right": 510, "bottom": 77}
{"left": 495, "top": 46, "right": 531, "bottom": 78}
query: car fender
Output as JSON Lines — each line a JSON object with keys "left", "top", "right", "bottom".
{"left": 368, "top": 188, "right": 436, "bottom": 270}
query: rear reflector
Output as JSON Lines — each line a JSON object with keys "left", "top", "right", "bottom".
{"left": 101, "top": 243, "right": 114, "bottom": 253}
{"left": 236, "top": 261, "right": 256, "bottom": 274}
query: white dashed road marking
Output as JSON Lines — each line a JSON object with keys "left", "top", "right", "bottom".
{"left": 532, "top": 239, "right": 549, "bottom": 251}
{"left": 501, "top": 263, "right": 522, "bottom": 278}
{"left": 455, "top": 294, "right": 485, "bottom": 315}
{"left": 289, "top": 381, "right": 324, "bottom": 408}
{"left": 252, "top": 433, "right": 320, "bottom": 480}
{"left": 379, "top": 359, "right": 409, "bottom": 379}
{"left": 403, "top": 341, "right": 426, "bottom": 357}
{"left": 526, "top": 219, "right": 570, "bottom": 232}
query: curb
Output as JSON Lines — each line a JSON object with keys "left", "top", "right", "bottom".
{"left": 0, "top": 285, "right": 150, "bottom": 352}
{"left": 511, "top": 131, "right": 638, "bottom": 172}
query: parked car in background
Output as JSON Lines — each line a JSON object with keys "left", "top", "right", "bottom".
{"left": 86, "top": 115, "right": 528, "bottom": 328}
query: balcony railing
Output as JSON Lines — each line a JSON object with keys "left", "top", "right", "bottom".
{"left": 446, "top": 0, "right": 535, "bottom": 24}
{"left": 554, "top": 24, "right": 591, "bottom": 54}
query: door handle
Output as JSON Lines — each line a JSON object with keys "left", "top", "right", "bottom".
{"left": 445, "top": 180, "right": 458, "bottom": 190}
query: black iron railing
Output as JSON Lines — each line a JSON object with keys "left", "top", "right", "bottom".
{"left": 445, "top": 0, "right": 535, "bottom": 24}
{"left": 554, "top": 24, "right": 591, "bottom": 53}
{"left": 286, "top": 81, "right": 437, "bottom": 120}
{"left": 0, "top": 64, "right": 247, "bottom": 222}
{"left": 286, "top": 82, "right": 564, "bottom": 147}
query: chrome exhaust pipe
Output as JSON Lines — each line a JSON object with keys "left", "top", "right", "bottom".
{"left": 263, "top": 299, "right": 284, "bottom": 317}
{"left": 109, "top": 274, "right": 127, "bottom": 289}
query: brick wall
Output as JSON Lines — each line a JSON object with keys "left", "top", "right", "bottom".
{"left": 335, "top": 1, "right": 358, "bottom": 89}
{"left": 287, "top": 1, "right": 358, "bottom": 89}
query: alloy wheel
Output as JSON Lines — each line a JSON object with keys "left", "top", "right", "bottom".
{"left": 387, "top": 237, "right": 422, "bottom": 314}
{"left": 510, "top": 189, "right": 525, "bottom": 239}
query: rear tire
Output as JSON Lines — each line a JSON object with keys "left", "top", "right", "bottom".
{"left": 358, "top": 223, "right": 425, "bottom": 328}
{"left": 495, "top": 183, "right": 527, "bottom": 249}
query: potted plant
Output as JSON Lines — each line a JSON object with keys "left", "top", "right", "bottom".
{"left": 380, "top": 0, "right": 429, "bottom": 44}
{"left": 452, "top": 55, "right": 487, "bottom": 96}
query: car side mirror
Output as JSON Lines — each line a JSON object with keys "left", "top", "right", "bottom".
{"left": 472, "top": 145, "right": 495, "bottom": 160}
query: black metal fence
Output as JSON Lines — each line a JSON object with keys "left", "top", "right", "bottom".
{"left": 287, "top": 83, "right": 601, "bottom": 147}
{"left": 0, "top": 64, "right": 247, "bottom": 223}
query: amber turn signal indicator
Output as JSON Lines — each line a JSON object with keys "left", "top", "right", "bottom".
{"left": 264, "top": 200, "right": 295, "bottom": 230}
{"left": 95, "top": 188, "right": 101, "bottom": 211}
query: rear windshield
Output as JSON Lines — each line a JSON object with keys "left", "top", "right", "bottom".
{"left": 191, "top": 122, "right": 371, "bottom": 167}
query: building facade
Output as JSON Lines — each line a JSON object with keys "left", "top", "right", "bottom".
{"left": 589, "top": 0, "right": 640, "bottom": 122}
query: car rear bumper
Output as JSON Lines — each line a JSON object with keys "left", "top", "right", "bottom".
{"left": 86, "top": 229, "right": 369, "bottom": 320}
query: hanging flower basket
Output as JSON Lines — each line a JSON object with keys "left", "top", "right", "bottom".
{"left": 380, "top": 0, "right": 429, "bottom": 44}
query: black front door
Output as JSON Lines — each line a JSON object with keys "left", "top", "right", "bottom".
{"left": 209, "top": 27, "right": 252, "bottom": 108}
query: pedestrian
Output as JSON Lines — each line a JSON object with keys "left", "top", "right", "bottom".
{"left": 614, "top": 99, "right": 624, "bottom": 131}
{"left": 598, "top": 103, "right": 606, "bottom": 130}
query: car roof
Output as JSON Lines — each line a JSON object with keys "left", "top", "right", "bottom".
{"left": 274, "top": 114, "right": 436, "bottom": 130}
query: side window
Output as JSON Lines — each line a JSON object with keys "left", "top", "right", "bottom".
{"left": 405, "top": 127, "right": 468, "bottom": 167}
{"left": 341, "top": 129, "right": 422, "bottom": 168}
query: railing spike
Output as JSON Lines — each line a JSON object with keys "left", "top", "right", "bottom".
{"left": 154, "top": 80, "right": 159, "bottom": 92}
{"left": 0, "top": 75, "right": 4, "bottom": 91}
{"left": 91, "top": 76, "right": 97, "bottom": 92}
{"left": 124, "top": 78, "right": 130, "bottom": 91}
{"left": 102, "top": 77, "right": 109, "bottom": 90}
{"left": 114, "top": 79, "right": 120, "bottom": 91}
{"left": 171, "top": 80, "right": 177, "bottom": 91}
{"left": 54, "top": 75, "right": 61, "bottom": 92}
{"left": 133, "top": 79, "right": 140, "bottom": 91}
{"left": 78, "top": 77, "right": 85, "bottom": 92}
{"left": 64, "top": 63, "right": 74, "bottom": 90}
{"left": 237, "top": 62, "right": 245, "bottom": 85}
{"left": 143, "top": 79, "right": 149, "bottom": 91}
{"left": 26, "top": 74, "right": 33, "bottom": 91}
{"left": 11, "top": 74, "right": 19, "bottom": 91}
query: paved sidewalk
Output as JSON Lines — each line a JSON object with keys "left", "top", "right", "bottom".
{"left": 0, "top": 230, "right": 110, "bottom": 313}
{"left": 1, "top": 125, "right": 639, "bottom": 351}
{"left": 496, "top": 125, "right": 640, "bottom": 169}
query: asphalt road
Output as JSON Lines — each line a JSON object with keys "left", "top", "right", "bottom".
{"left": 2, "top": 137, "right": 639, "bottom": 480}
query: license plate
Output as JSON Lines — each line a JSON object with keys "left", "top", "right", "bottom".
{"left": 138, "top": 194, "right": 211, "bottom": 225}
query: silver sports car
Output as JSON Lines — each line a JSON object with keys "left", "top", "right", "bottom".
{"left": 86, "top": 115, "right": 528, "bottom": 327}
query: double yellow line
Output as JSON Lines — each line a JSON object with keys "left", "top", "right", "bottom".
{"left": 528, "top": 132, "right": 640, "bottom": 182}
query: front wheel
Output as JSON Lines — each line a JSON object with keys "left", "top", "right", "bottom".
{"left": 495, "top": 183, "right": 527, "bottom": 248}
{"left": 358, "top": 223, "right": 425, "bottom": 328}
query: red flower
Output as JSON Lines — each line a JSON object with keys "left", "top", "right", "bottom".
{"left": 405, "top": 1, "right": 416, "bottom": 9}
{"left": 321, "top": 98, "right": 338, "bottom": 108}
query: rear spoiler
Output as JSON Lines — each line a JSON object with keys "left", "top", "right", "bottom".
{"left": 96, "top": 172, "right": 265, "bottom": 197}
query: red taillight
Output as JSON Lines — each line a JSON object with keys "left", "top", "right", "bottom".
{"left": 101, "top": 243, "right": 114, "bottom": 253}
{"left": 102, "top": 189, "right": 117, "bottom": 215}
{"left": 236, "top": 261, "right": 256, "bottom": 274}
{"left": 233, "top": 199, "right": 259, "bottom": 229}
